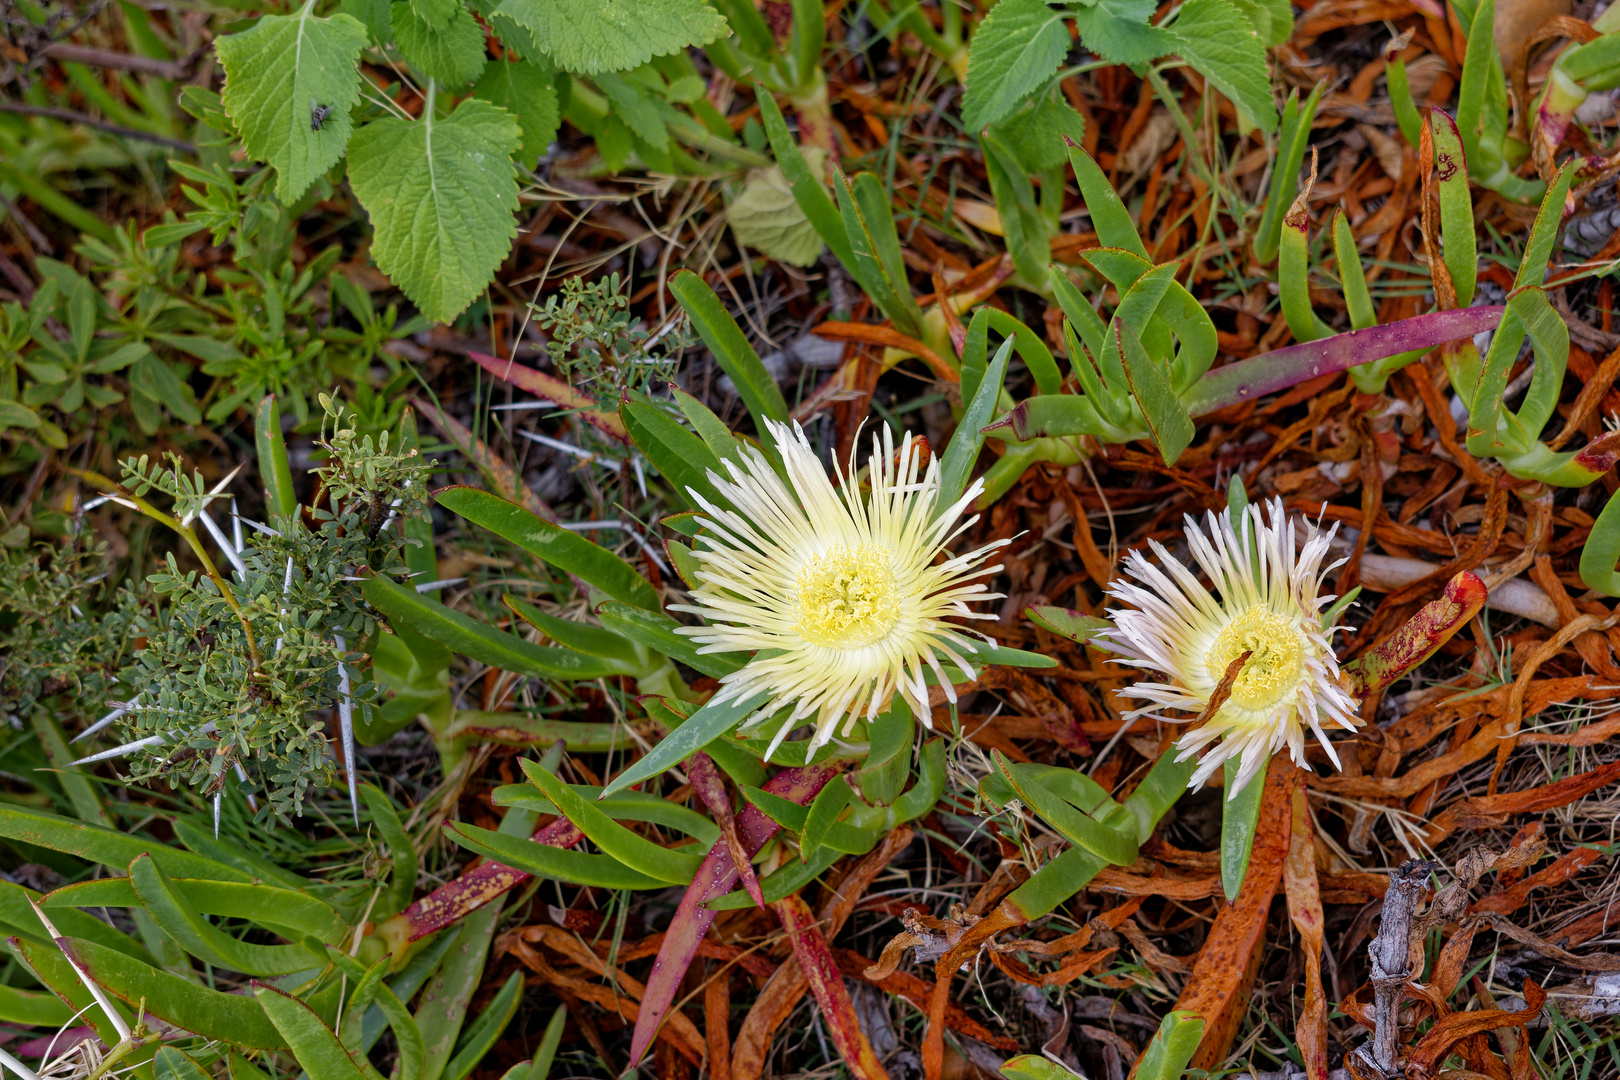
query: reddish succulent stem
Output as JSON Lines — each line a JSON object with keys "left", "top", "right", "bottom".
{"left": 627, "top": 762, "right": 843, "bottom": 1068}
{"left": 1182, "top": 307, "right": 1504, "bottom": 417}
{"left": 465, "top": 351, "right": 630, "bottom": 445}
{"left": 1343, "top": 571, "right": 1488, "bottom": 699}
{"left": 687, "top": 751, "right": 766, "bottom": 909}
{"left": 773, "top": 894, "right": 891, "bottom": 1080}
{"left": 374, "top": 816, "right": 583, "bottom": 960}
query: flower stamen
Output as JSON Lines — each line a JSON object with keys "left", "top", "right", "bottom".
{"left": 793, "top": 543, "right": 901, "bottom": 649}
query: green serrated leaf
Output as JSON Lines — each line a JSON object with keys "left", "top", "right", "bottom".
{"left": 472, "top": 59, "right": 560, "bottom": 168}
{"left": 990, "top": 86, "right": 1086, "bottom": 172}
{"left": 593, "top": 70, "right": 671, "bottom": 150}
{"left": 214, "top": 0, "right": 368, "bottom": 203}
{"left": 341, "top": 0, "right": 392, "bottom": 38}
{"left": 1072, "top": 0, "right": 1177, "bottom": 68}
{"left": 393, "top": 1, "right": 487, "bottom": 86}
{"left": 1229, "top": 0, "right": 1294, "bottom": 46}
{"left": 348, "top": 97, "right": 521, "bottom": 324}
{"left": 1169, "top": 0, "right": 1278, "bottom": 133}
{"left": 488, "top": 0, "right": 727, "bottom": 75}
{"left": 961, "top": 0, "right": 1068, "bottom": 131}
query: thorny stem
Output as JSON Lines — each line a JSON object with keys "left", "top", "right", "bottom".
{"left": 68, "top": 467, "right": 263, "bottom": 669}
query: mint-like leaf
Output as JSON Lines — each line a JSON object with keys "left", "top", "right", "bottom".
{"left": 348, "top": 98, "right": 522, "bottom": 323}
{"left": 1229, "top": 0, "right": 1294, "bottom": 47}
{"left": 339, "top": 0, "right": 391, "bottom": 41}
{"left": 1169, "top": 0, "right": 1277, "bottom": 132}
{"left": 990, "top": 85, "right": 1086, "bottom": 172}
{"left": 410, "top": 0, "right": 459, "bottom": 25}
{"left": 392, "top": 1, "right": 487, "bottom": 86}
{"left": 961, "top": 0, "right": 1068, "bottom": 131}
{"left": 1072, "top": 0, "right": 1176, "bottom": 67}
{"left": 489, "top": 0, "right": 728, "bottom": 75}
{"left": 214, "top": 0, "right": 368, "bottom": 203}
{"left": 472, "top": 59, "right": 560, "bottom": 167}
{"left": 595, "top": 70, "right": 672, "bottom": 151}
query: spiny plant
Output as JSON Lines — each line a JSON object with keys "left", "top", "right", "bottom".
{"left": 64, "top": 394, "right": 428, "bottom": 826}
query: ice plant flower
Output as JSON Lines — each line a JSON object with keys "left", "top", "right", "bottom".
{"left": 1099, "top": 497, "right": 1360, "bottom": 798}
{"left": 673, "top": 420, "right": 1009, "bottom": 756}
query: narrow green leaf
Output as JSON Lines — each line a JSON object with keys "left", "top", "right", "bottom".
{"left": 0, "top": 805, "right": 250, "bottom": 881}
{"left": 362, "top": 574, "right": 634, "bottom": 680}
{"left": 255, "top": 982, "right": 376, "bottom": 1080}
{"left": 938, "top": 338, "right": 1012, "bottom": 507}
{"left": 756, "top": 93, "right": 855, "bottom": 271}
{"left": 621, "top": 396, "right": 725, "bottom": 509}
{"left": 1136, "top": 1011, "right": 1208, "bottom": 1080}
{"left": 436, "top": 485, "right": 659, "bottom": 610}
{"left": 600, "top": 690, "right": 769, "bottom": 797}
{"left": 595, "top": 601, "right": 746, "bottom": 678}
{"left": 669, "top": 270, "right": 790, "bottom": 430}
{"left": 360, "top": 785, "right": 418, "bottom": 917}
{"left": 995, "top": 754, "right": 1138, "bottom": 865}
{"left": 520, "top": 758, "right": 703, "bottom": 882}
{"left": 256, "top": 395, "right": 298, "bottom": 522}
{"left": 1117, "top": 321, "right": 1195, "bottom": 465}
{"left": 444, "top": 822, "right": 666, "bottom": 888}
{"left": 58, "top": 937, "right": 289, "bottom": 1049}
{"left": 130, "top": 855, "right": 325, "bottom": 977}
{"left": 445, "top": 970, "right": 523, "bottom": 1080}
{"left": 46, "top": 877, "right": 345, "bottom": 942}
{"left": 0, "top": 983, "right": 73, "bottom": 1026}
{"left": 1219, "top": 756, "right": 1266, "bottom": 900}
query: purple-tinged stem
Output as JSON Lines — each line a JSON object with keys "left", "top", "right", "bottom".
{"left": 373, "top": 816, "right": 583, "bottom": 962}
{"left": 466, "top": 352, "right": 630, "bottom": 445}
{"left": 687, "top": 752, "right": 765, "bottom": 909}
{"left": 773, "top": 894, "right": 891, "bottom": 1080}
{"left": 1182, "top": 307, "right": 1504, "bottom": 417}
{"left": 627, "top": 762, "right": 843, "bottom": 1068}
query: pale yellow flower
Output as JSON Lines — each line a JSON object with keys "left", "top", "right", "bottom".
{"left": 673, "top": 420, "right": 1008, "bottom": 756}
{"left": 1099, "top": 498, "right": 1361, "bottom": 798}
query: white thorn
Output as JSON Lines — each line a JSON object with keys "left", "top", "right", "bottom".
{"left": 334, "top": 633, "right": 359, "bottom": 827}
{"left": 74, "top": 697, "right": 140, "bottom": 744}
{"left": 231, "top": 498, "right": 244, "bottom": 553}
{"left": 197, "top": 509, "right": 248, "bottom": 577}
{"left": 213, "top": 791, "right": 222, "bottom": 838}
{"left": 235, "top": 762, "right": 258, "bottom": 812}
{"left": 517, "top": 429, "right": 623, "bottom": 471}
{"left": 69, "top": 733, "right": 166, "bottom": 766}
{"left": 0, "top": 1045, "right": 44, "bottom": 1080}
{"left": 413, "top": 577, "right": 466, "bottom": 593}
{"left": 81, "top": 495, "right": 111, "bottom": 511}
{"left": 633, "top": 454, "right": 648, "bottom": 498}
{"left": 557, "top": 520, "right": 669, "bottom": 573}
{"left": 239, "top": 517, "right": 281, "bottom": 537}
{"left": 30, "top": 900, "right": 131, "bottom": 1041}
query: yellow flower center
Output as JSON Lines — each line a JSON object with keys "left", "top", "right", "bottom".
{"left": 1204, "top": 604, "right": 1305, "bottom": 711}
{"left": 793, "top": 542, "right": 901, "bottom": 649}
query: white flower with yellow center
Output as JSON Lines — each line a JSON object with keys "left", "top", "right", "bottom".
{"left": 1099, "top": 497, "right": 1361, "bottom": 798}
{"left": 673, "top": 420, "right": 1009, "bottom": 756}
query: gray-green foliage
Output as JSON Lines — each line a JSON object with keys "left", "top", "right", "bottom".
{"left": 103, "top": 398, "right": 429, "bottom": 824}
{"left": 962, "top": 0, "right": 1279, "bottom": 134}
